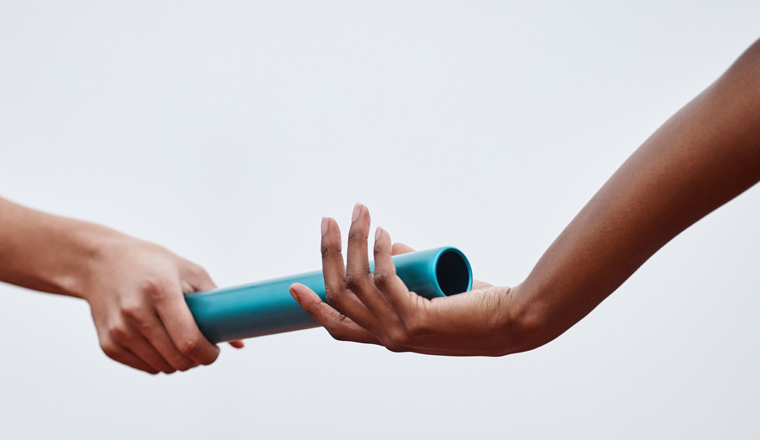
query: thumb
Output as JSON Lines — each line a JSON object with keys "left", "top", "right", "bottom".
{"left": 391, "top": 242, "right": 416, "bottom": 255}
{"left": 183, "top": 262, "right": 217, "bottom": 292}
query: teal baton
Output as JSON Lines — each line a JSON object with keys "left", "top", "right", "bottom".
{"left": 185, "top": 247, "right": 473, "bottom": 343}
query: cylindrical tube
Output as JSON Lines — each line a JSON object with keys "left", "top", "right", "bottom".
{"left": 185, "top": 247, "right": 472, "bottom": 343}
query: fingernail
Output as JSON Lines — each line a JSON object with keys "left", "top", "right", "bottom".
{"left": 321, "top": 217, "right": 328, "bottom": 236}
{"left": 375, "top": 227, "right": 383, "bottom": 241}
{"left": 352, "top": 202, "right": 362, "bottom": 222}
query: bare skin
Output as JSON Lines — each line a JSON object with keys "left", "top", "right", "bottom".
{"left": 289, "top": 38, "right": 760, "bottom": 356}
{"left": 0, "top": 197, "right": 243, "bottom": 374}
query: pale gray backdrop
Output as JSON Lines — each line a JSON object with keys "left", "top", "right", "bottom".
{"left": 1, "top": 1, "right": 759, "bottom": 439}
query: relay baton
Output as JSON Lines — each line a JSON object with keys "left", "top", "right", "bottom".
{"left": 185, "top": 247, "right": 473, "bottom": 343}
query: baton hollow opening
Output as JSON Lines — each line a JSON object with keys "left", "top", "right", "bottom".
{"left": 435, "top": 249, "right": 471, "bottom": 296}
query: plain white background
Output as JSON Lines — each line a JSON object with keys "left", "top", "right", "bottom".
{"left": 1, "top": 1, "right": 759, "bottom": 438}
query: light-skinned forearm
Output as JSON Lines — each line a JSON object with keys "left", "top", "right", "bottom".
{"left": 0, "top": 197, "right": 236, "bottom": 373}
{"left": 0, "top": 197, "right": 125, "bottom": 299}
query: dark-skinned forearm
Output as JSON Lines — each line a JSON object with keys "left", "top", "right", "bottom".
{"left": 507, "top": 40, "right": 760, "bottom": 351}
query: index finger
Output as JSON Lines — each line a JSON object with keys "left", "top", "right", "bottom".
{"left": 154, "top": 281, "right": 220, "bottom": 366}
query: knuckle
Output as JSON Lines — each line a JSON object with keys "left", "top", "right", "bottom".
{"left": 344, "top": 271, "right": 365, "bottom": 292}
{"left": 141, "top": 276, "right": 170, "bottom": 301}
{"left": 375, "top": 326, "right": 412, "bottom": 353}
{"left": 107, "top": 323, "right": 130, "bottom": 343}
{"left": 347, "top": 228, "right": 365, "bottom": 242}
{"left": 373, "top": 242, "right": 388, "bottom": 258}
{"left": 320, "top": 231, "right": 342, "bottom": 255}
{"left": 404, "top": 316, "right": 427, "bottom": 339}
{"left": 178, "top": 337, "right": 218, "bottom": 365}
{"left": 385, "top": 344, "right": 404, "bottom": 353}
{"left": 320, "top": 244, "right": 334, "bottom": 259}
{"left": 100, "top": 340, "right": 119, "bottom": 358}
{"left": 178, "top": 336, "right": 200, "bottom": 356}
{"left": 388, "top": 328, "right": 411, "bottom": 348}
{"left": 121, "top": 303, "right": 145, "bottom": 325}
{"left": 373, "top": 271, "right": 393, "bottom": 290}
{"left": 324, "top": 287, "right": 342, "bottom": 308}
{"left": 383, "top": 339, "right": 408, "bottom": 353}
{"left": 189, "top": 264, "right": 210, "bottom": 280}
{"left": 305, "top": 298, "right": 325, "bottom": 318}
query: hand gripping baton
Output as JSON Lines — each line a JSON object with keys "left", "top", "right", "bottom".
{"left": 185, "top": 247, "right": 473, "bottom": 343}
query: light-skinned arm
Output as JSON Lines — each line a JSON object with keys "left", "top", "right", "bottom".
{"left": 289, "top": 38, "right": 760, "bottom": 355}
{"left": 0, "top": 197, "right": 242, "bottom": 373}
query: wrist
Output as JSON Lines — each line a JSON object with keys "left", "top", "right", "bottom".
{"left": 500, "top": 282, "right": 551, "bottom": 354}
{"left": 53, "top": 221, "right": 133, "bottom": 301}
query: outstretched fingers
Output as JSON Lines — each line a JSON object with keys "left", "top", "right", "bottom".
{"left": 321, "top": 216, "right": 375, "bottom": 328}
{"left": 345, "top": 204, "right": 393, "bottom": 318}
{"left": 289, "top": 283, "right": 380, "bottom": 345}
{"left": 295, "top": 205, "right": 435, "bottom": 352}
{"left": 373, "top": 227, "right": 416, "bottom": 317}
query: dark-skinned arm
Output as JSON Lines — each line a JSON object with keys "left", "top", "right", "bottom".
{"left": 289, "top": 39, "right": 760, "bottom": 356}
